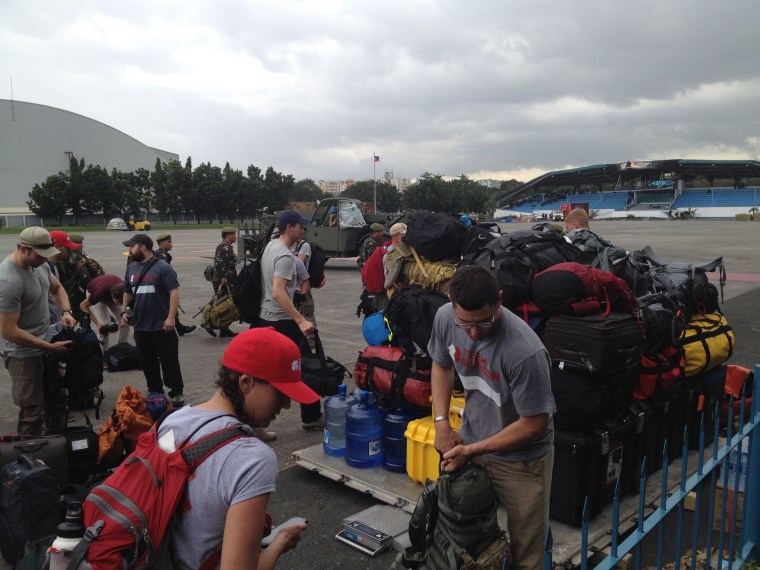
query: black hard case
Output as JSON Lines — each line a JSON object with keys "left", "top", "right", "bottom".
{"left": 543, "top": 313, "right": 643, "bottom": 375}
{"left": 0, "top": 436, "right": 68, "bottom": 485}
{"left": 550, "top": 413, "right": 636, "bottom": 526}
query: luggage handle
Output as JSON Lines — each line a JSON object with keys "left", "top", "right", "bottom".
{"left": 12, "top": 440, "right": 49, "bottom": 453}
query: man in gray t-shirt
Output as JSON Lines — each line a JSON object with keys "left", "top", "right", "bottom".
{"left": 428, "top": 265, "right": 555, "bottom": 570}
{"left": 0, "top": 227, "right": 77, "bottom": 434}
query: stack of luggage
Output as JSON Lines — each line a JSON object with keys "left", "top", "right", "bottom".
{"left": 352, "top": 212, "right": 739, "bottom": 526}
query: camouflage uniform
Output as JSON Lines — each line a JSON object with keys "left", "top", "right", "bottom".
{"left": 154, "top": 247, "right": 172, "bottom": 264}
{"left": 357, "top": 236, "right": 384, "bottom": 269}
{"left": 59, "top": 251, "right": 104, "bottom": 322}
{"left": 213, "top": 241, "right": 238, "bottom": 291}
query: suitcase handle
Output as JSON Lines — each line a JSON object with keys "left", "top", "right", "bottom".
{"left": 13, "top": 440, "right": 49, "bottom": 453}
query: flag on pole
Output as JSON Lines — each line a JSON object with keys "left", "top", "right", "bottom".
{"left": 374, "top": 155, "right": 380, "bottom": 162}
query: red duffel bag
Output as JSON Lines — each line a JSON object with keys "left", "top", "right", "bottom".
{"left": 633, "top": 345, "right": 684, "bottom": 400}
{"left": 353, "top": 346, "right": 432, "bottom": 407}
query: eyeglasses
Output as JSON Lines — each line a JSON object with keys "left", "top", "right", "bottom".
{"left": 454, "top": 310, "right": 498, "bottom": 331}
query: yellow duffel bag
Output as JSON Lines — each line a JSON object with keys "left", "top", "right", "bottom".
{"left": 679, "top": 313, "right": 735, "bottom": 378}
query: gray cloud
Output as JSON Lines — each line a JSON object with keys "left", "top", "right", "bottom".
{"left": 2, "top": 0, "right": 758, "bottom": 182}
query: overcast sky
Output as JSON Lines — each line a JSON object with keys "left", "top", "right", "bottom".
{"left": 2, "top": 1, "right": 759, "bottom": 184}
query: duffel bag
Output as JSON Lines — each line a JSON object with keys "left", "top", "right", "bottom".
{"left": 202, "top": 284, "right": 239, "bottom": 329}
{"left": 679, "top": 313, "right": 734, "bottom": 378}
{"left": 104, "top": 342, "right": 140, "bottom": 372}
{"left": 354, "top": 346, "right": 432, "bottom": 407}
{"left": 402, "top": 212, "right": 468, "bottom": 262}
{"left": 0, "top": 435, "right": 69, "bottom": 485}
{"left": 633, "top": 345, "right": 684, "bottom": 400}
{"left": 301, "top": 332, "right": 352, "bottom": 397}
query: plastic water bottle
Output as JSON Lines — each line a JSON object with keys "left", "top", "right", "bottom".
{"left": 345, "top": 390, "right": 384, "bottom": 468}
{"left": 351, "top": 388, "right": 375, "bottom": 406}
{"left": 48, "top": 501, "right": 86, "bottom": 570}
{"left": 323, "top": 384, "right": 357, "bottom": 457}
{"left": 382, "top": 406, "right": 419, "bottom": 472}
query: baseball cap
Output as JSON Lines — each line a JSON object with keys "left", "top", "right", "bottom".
{"left": 369, "top": 223, "right": 384, "bottom": 232}
{"left": 222, "top": 328, "right": 319, "bottom": 404}
{"left": 17, "top": 227, "right": 60, "bottom": 258}
{"left": 50, "top": 230, "right": 79, "bottom": 250}
{"left": 278, "top": 210, "right": 311, "bottom": 231}
{"left": 68, "top": 233, "right": 84, "bottom": 245}
{"left": 122, "top": 234, "right": 154, "bottom": 249}
{"left": 221, "top": 226, "right": 236, "bottom": 234}
{"left": 389, "top": 222, "right": 407, "bottom": 236}
{"left": 156, "top": 234, "right": 172, "bottom": 243}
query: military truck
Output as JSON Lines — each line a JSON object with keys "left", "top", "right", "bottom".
{"left": 238, "top": 198, "right": 389, "bottom": 261}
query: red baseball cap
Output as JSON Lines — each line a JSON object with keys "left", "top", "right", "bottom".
{"left": 221, "top": 328, "right": 319, "bottom": 404}
{"left": 49, "top": 230, "right": 79, "bottom": 250}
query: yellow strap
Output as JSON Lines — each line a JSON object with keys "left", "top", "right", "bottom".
{"left": 409, "top": 246, "right": 431, "bottom": 280}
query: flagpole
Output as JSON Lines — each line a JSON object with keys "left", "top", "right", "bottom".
{"left": 373, "top": 153, "right": 377, "bottom": 214}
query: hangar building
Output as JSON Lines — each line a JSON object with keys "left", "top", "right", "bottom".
{"left": 0, "top": 99, "right": 178, "bottom": 226}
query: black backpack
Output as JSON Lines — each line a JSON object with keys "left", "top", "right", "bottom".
{"left": 391, "top": 462, "right": 510, "bottom": 569}
{"left": 385, "top": 286, "right": 449, "bottom": 355}
{"left": 50, "top": 328, "right": 104, "bottom": 417}
{"left": 233, "top": 258, "right": 263, "bottom": 323}
{"left": 460, "top": 230, "right": 582, "bottom": 308}
{"left": 402, "top": 212, "right": 469, "bottom": 262}
{"left": 298, "top": 240, "right": 327, "bottom": 288}
{"left": 104, "top": 342, "right": 141, "bottom": 373}
{"left": 460, "top": 225, "right": 498, "bottom": 258}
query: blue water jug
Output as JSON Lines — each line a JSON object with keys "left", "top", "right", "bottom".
{"left": 345, "top": 390, "right": 384, "bottom": 468}
{"left": 351, "top": 388, "right": 375, "bottom": 406}
{"left": 382, "top": 406, "right": 419, "bottom": 472}
{"left": 323, "top": 384, "right": 357, "bottom": 457}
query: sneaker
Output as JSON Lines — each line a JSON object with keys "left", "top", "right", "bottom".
{"left": 170, "top": 394, "right": 185, "bottom": 407}
{"left": 253, "top": 427, "right": 277, "bottom": 442}
{"left": 219, "top": 328, "right": 237, "bottom": 338}
{"left": 147, "top": 390, "right": 165, "bottom": 397}
{"left": 301, "top": 414, "right": 324, "bottom": 430}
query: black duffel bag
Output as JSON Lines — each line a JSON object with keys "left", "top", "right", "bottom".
{"left": 300, "top": 332, "right": 352, "bottom": 397}
{"left": 402, "top": 212, "right": 468, "bottom": 262}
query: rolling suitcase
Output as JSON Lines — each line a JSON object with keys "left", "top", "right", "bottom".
{"left": 0, "top": 435, "right": 69, "bottom": 485}
{"left": 543, "top": 313, "right": 643, "bottom": 375}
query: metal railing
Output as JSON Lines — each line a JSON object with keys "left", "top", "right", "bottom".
{"left": 546, "top": 365, "right": 759, "bottom": 569}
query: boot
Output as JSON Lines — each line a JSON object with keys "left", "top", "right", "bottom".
{"left": 219, "top": 328, "right": 237, "bottom": 338}
{"left": 201, "top": 324, "right": 217, "bottom": 337}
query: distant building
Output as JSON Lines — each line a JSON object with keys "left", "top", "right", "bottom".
{"left": 0, "top": 99, "right": 177, "bottom": 226}
{"left": 476, "top": 179, "right": 503, "bottom": 189}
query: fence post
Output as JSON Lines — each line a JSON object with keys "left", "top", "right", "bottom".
{"left": 744, "top": 365, "right": 760, "bottom": 558}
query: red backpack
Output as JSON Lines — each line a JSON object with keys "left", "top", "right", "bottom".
{"left": 361, "top": 242, "right": 390, "bottom": 294}
{"left": 68, "top": 415, "right": 250, "bottom": 570}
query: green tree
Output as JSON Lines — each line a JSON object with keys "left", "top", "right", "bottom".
{"left": 404, "top": 172, "right": 449, "bottom": 211}
{"left": 132, "top": 167, "right": 154, "bottom": 215}
{"left": 80, "top": 164, "right": 114, "bottom": 221}
{"left": 262, "top": 167, "right": 294, "bottom": 213}
{"left": 292, "top": 178, "right": 326, "bottom": 202}
{"left": 239, "top": 165, "right": 265, "bottom": 218}
{"left": 449, "top": 175, "right": 490, "bottom": 213}
{"left": 27, "top": 173, "right": 69, "bottom": 224}
{"left": 66, "top": 157, "right": 86, "bottom": 225}
{"left": 341, "top": 180, "right": 402, "bottom": 213}
{"left": 190, "top": 162, "right": 223, "bottom": 223}
{"left": 160, "top": 159, "right": 189, "bottom": 223}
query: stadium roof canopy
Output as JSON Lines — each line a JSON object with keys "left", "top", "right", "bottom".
{"left": 495, "top": 159, "right": 760, "bottom": 206}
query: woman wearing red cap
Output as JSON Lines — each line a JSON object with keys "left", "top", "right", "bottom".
{"left": 159, "top": 327, "right": 318, "bottom": 569}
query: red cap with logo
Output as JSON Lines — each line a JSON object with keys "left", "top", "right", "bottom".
{"left": 221, "top": 327, "right": 319, "bottom": 404}
{"left": 49, "top": 230, "right": 79, "bottom": 250}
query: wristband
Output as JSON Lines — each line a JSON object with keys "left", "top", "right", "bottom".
{"left": 61, "top": 309, "right": 73, "bottom": 315}
{"left": 434, "top": 415, "right": 448, "bottom": 423}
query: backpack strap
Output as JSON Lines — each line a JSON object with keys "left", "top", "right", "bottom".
{"left": 408, "top": 246, "right": 431, "bottom": 281}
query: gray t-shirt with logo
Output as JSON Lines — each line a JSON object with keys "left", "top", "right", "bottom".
{"left": 428, "top": 303, "right": 556, "bottom": 461}
{"left": 0, "top": 256, "right": 53, "bottom": 357}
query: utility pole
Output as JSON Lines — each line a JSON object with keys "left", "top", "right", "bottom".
{"left": 373, "top": 154, "right": 379, "bottom": 213}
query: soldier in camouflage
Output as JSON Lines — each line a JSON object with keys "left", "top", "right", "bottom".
{"left": 155, "top": 234, "right": 196, "bottom": 336}
{"left": 204, "top": 226, "right": 238, "bottom": 338}
{"left": 50, "top": 230, "right": 104, "bottom": 323}
{"left": 357, "top": 223, "right": 386, "bottom": 269}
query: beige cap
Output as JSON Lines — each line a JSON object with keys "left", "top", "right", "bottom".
{"left": 18, "top": 227, "right": 61, "bottom": 258}
{"left": 389, "top": 223, "right": 407, "bottom": 236}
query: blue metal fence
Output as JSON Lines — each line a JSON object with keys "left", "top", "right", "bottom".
{"left": 546, "top": 365, "right": 760, "bottom": 569}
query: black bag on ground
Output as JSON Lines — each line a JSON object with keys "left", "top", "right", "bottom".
{"left": 543, "top": 313, "right": 643, "bottom": 375}
{"left": 0, "top": 455, "right": 60, "bottom": 565}
{"left": 51, "top": 327, "right": 104, "bottom": 413}
{"left": 233, "top": 258, "right": 264, "bottom": 323}
{"left": 460, "top": 230, "right": 582, "bottom": 308}
{"left": 300, "top": 332, "right": 352, "bottom": 397}
{"left": 402, "top": 212, "right": 469, "bottom": 262}
{"left": 551, "top": 366, "right": 634, "bottom": 432}
{"left": 385, "top": 285, "right": 449, "bottom": 356}
{"left": 0, "top": 435, "right": 69, "bottom": 485}
{"left": 104, "top": 342, "right": 140, "bottom": 372}
{"left": 391, "top": 462, "right": 511, "bottom": 570}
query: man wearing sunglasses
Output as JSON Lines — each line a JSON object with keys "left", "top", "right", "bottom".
{"left": 0, "top": 227, "right": 77, "bottom": 435}
{"left": 428, "top": 265, "right": 555, "bottom": 570}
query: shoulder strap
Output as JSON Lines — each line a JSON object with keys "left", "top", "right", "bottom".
{"left": 129, "top": 257, "right": 159, "bottom": 294}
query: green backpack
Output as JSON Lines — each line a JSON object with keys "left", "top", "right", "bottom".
{"left": 391, "top": 462, "right": 511, "bottom": 570}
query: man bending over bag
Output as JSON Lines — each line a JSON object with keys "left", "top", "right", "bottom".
{"left": 428, "top": 265, "right": 556, "bottom": 570}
